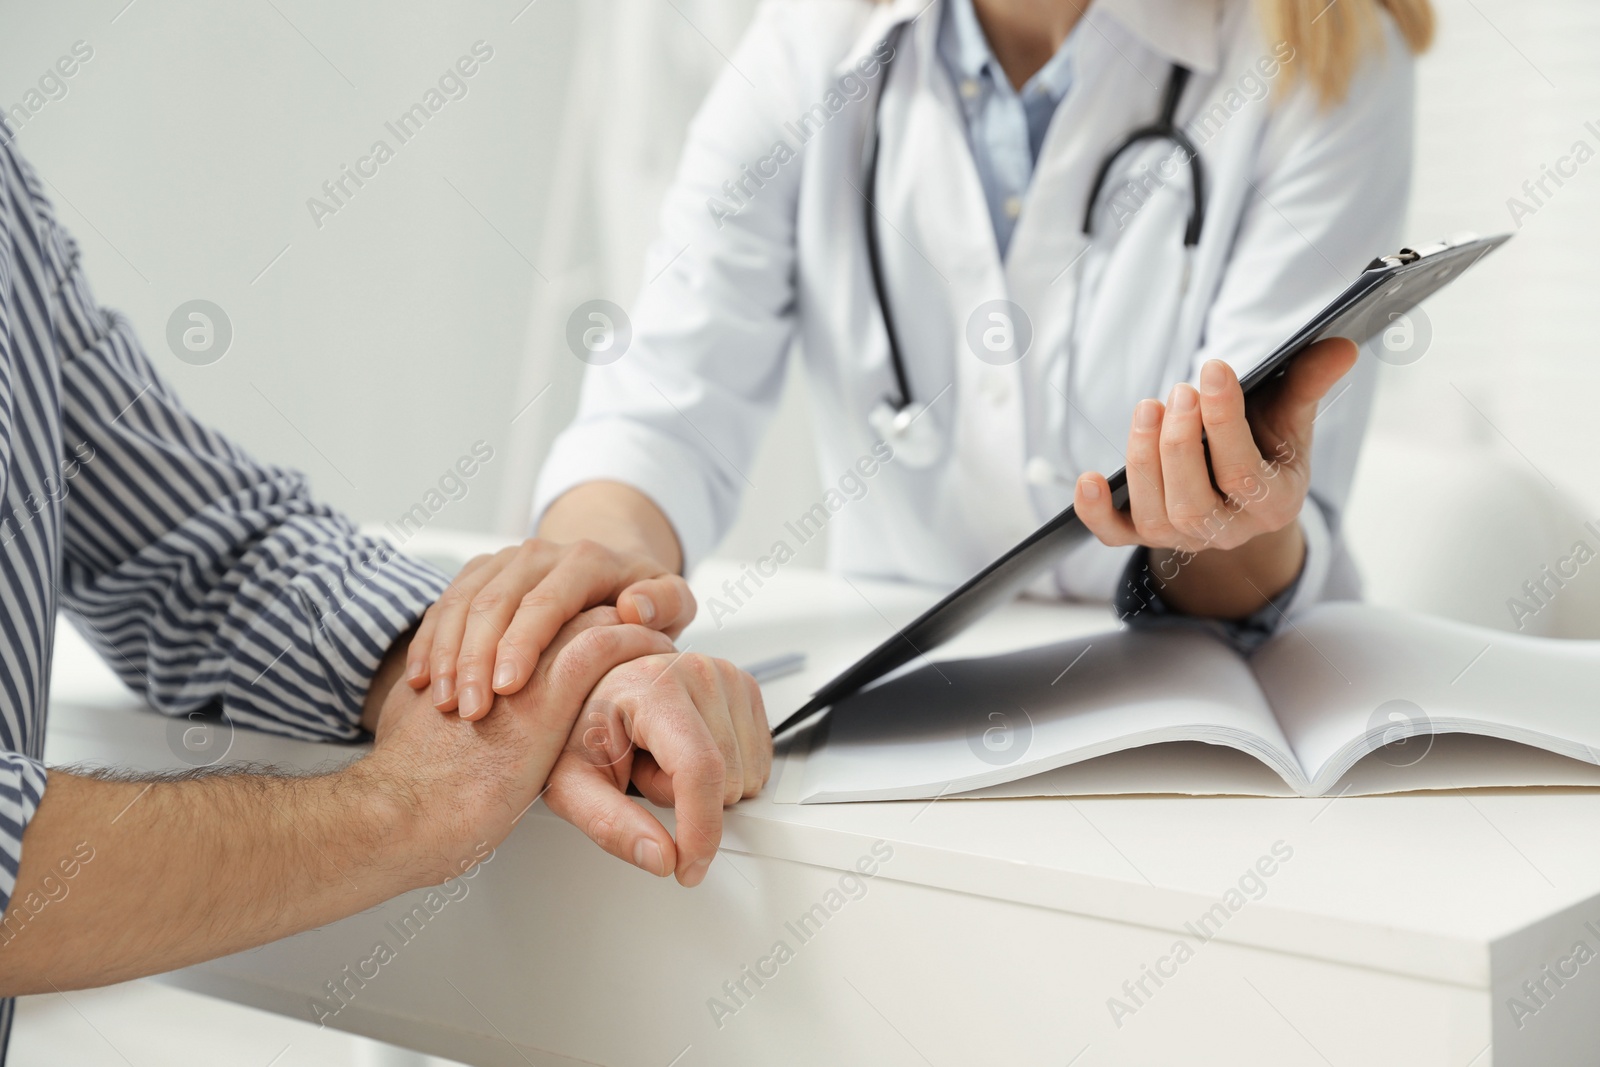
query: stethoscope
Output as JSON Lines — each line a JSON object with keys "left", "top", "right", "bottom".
{"left": 863, "top": 19, "right": 1208, "bottom": 470}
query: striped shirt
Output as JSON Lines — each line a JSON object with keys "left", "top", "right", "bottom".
{"left": 0, "top": 125, "right": 449, "bottom": 1054}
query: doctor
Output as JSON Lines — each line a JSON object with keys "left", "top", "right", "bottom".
{"left": 412, "top": 0, "right": 1434, "bottom": 747}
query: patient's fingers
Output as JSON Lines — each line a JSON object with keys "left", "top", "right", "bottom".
{"left": 544, "top": 754, "right": 677, "bottom": 879}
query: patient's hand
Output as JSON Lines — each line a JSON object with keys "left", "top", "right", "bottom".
{"left": 1072, "top": 337, "right": 1358, "bottom": 619}
{"left": 407, "top": 538, "right": 695, "bottom": 720}
{"left": 544, "top": 650, "right": 771, "bottom": 887}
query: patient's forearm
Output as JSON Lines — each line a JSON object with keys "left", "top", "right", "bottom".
{"left": 0, "top": 762, "right": 423, "bottom": 994}
{"left": 539, "top": 480, "right": 683, "bottom": 574}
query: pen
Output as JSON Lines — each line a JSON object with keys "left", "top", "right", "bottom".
{"left": 740, "top": 652, "right": 807, "bottom": 684}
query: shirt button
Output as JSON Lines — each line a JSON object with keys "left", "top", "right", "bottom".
{"left": 960, "top": 78, "right": 981, "bottom": 100}
{"left": 1004, "top": 196, "right": 1023, "bottom": 219}
{"left": 981, "top": 375, "right": 1010, "bottom": 406}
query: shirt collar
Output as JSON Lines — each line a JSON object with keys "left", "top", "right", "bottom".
{"left": 940, "top": 0, "right": 1078, "bottom": 100}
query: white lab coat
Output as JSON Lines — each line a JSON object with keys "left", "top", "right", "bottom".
{"left": 534, "top": 0, "right": 1415, "bottom": 613}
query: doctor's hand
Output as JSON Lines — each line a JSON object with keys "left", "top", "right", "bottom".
{"left": 406, "top": 538, "right": 696, "bottom": 721}
{"left": 543, "top": 649, "right": 771, "bottom": 887}
{"left": 1073, "top": 338, "right": 1359, "bottom": 619}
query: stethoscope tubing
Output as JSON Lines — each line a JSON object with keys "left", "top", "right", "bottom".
{"left": 862, "top": 18, "right": 1206, "bottom": 418}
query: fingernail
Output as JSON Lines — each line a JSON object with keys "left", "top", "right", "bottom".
{"left": 1080, "top": 477, "right": 1101, "bottom": 501}
{"left": 684, "top": 857, "right": 711, "bottom": 886}
{"left": 631, "top": 593, "right": 656, "bottom": 625}
{"left": 431, "top": 676, "right": 453, "bottom": 708}
{"left": 492, "top": 660, "right": 516, "bottom": 690}
{"left": 634, "top": 838, "right": 666, "bottom": 876}
{"left": 457, "top": 685, "right": 483, "bottom": 719}
{"left": 1171, "top": 385, "right": 1197, "bottom": 413}
{"left": 1200, "top": 360, "right": 1228, "bottom": 393}
{"left": 406, "top": 659, "right": 425, "bottom": 684}
{"left": 1134, "top": 400, "right": 1161, "bottom": 431}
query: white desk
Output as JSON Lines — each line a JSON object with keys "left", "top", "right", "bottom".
{"left": 43, "top": 531, "right": 1600, "bottom": 1066}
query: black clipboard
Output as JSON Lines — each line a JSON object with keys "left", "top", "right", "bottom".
{"left": 772, "top": 233, "right": 1512, "bottom": 737}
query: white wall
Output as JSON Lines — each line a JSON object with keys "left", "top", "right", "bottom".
{"left": 0, "top": 0, "right": 579, "bottom": 536}
{"left": 1381, "top": 0, "right": 1600, "bottom": 515}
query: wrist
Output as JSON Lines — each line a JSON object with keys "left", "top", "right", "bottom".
{"left": 340, "top": 750, "right": 447, "bottom": 891}
{"left": 362, "top": 629, "right": 415, "bottom": 734}
{"left": 539, "top": 481, "right": 683, "bottom": 574}
{"left": 1149, "top": 521, "right": 1306, "bottom": 619}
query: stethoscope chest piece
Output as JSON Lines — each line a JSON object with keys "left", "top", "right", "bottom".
{"left": 859, "top": 22, "right": 1204, "bottom": 478}
{"left": 868, "top": 396, "right": 943, "bottom": 468}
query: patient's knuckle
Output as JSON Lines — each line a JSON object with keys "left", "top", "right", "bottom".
{"left": 678, "top": 653, "right": 720, "bottom": 691}
{"left": 577, "top": 604, "right": 624, "bottom": 629}
{"left": 569, "top": 624, "right": 618, "bottom": 663}
{"left": 685, "top": 742, "right": 727, "bottom": 785}
{"left": 583, "top": 807, "right": 626, "bottom": 852}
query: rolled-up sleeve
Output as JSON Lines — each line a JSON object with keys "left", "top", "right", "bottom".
{"left": 41, "top": 212, "right": 447, "bottom": 743}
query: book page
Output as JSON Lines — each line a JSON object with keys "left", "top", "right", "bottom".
{"left": 953, "top": 741, "right": 1300, "bottom": 798}
{"left": 1329, "top": 733, "right": 1600, "bottom": 796}
{"left": 1252, "top": 602, "right": 1600, "bottom": 794}
{"left": 799, "top": 627, "right": 1302, "bottom": 803}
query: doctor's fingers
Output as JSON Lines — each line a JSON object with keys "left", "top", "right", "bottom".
{"left": 1124, "top": 399, "right": 1191, "bottom": 548}
{"left": 1074, "top": 471, "right": 1140, "bottom": 548}
{"left": 442, "top": 540, "right": 569, "bottom": 719}
{"left": 408, "top": 551, "right": 502, "bottom": 711}
{"left": 1195, "top": 360, "right": 1269, "bottom": 506}
{"left": 615, "top": 575, "right": 697, "bottom": 640}
{"left": 489, "top": 542, "right": 687, "bottom": 701}
{"left": 1159, "top": 381, "right": 1243, "bottom": 550}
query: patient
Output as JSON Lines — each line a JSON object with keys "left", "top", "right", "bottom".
{"left": 0, "top": 122, "right": 769, "bottom": 1057}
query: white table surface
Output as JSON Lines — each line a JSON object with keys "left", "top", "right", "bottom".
{"left": 42, "top": 529, "right": 1600, "bottom": 1066}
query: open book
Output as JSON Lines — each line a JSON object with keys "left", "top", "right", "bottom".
{"left": 793, "top": 603, "right": 1600, "bottom": 803}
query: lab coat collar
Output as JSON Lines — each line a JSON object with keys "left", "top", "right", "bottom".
{"left": 941, "top": 0, "right": 996, "bottom": 85}
{"left": 837, "top": 0, "right": 1221, "bottom": 79}
{"left": 1096, "top": 0, "right": 1222, "bottom": 75}
{"left": 835, "top": 0, "right": 936, "bottom": 76}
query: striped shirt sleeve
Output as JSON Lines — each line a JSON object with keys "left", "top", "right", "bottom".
{"left": 23, "top": 171, "right": 450, "bottom": 742}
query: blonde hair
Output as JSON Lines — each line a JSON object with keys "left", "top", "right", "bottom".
{"left": 1258, "top": 0, "right": 1434, "bottom": 105}
{"left": 871, "top": 0, "right": 1435, "bottom": 107}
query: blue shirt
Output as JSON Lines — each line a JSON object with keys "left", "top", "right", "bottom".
{"left": 938, "top": 0, "right": 1077, "bottom": 257}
